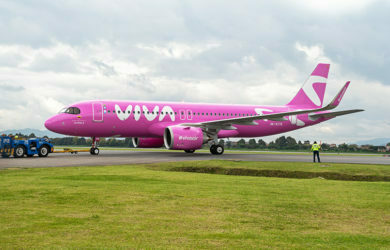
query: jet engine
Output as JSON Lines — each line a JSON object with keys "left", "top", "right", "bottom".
{"left": 132, "top": 137, "right": 164, "bottom": 148}
{"left": 164, "top": 126, "right": 209, "bottom": 150}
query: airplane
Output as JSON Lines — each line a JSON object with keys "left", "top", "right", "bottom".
{"left": 44, "top": 63, "right": 363, "bottom": 155}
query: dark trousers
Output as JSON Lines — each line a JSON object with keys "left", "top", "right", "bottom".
{"left": 313, "top": 151, "right": 320, "bottom": 162}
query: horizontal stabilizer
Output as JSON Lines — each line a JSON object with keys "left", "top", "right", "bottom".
{"left": 309, "top": 109, "right": 364, "bottom": 119}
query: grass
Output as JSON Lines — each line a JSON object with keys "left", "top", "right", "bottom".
{"left": 0, "top": 160, "right": 389, "bottom": 248}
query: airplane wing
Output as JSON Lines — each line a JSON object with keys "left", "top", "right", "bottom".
{"left": 181, "top": 81, "right": 354, "bottom": 130}
{"left": 309, "top": 109, "right": 364, "bottom": 119}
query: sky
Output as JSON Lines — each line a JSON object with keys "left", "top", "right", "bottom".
{"left": 0, "top": 0, "right": 389, "bottom": 144}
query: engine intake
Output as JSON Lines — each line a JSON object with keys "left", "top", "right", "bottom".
{"left": 132, "top": 137, "right": 164, "bottom": 148}
{"left": 164, "top": 126, "right": 208, "bottom": 150}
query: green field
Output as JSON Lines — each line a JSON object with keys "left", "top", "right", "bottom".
{"left": 0, "top": 161, "right": 389, "bottom": 248}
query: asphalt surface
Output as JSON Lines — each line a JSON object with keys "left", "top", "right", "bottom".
{"left": 1, "top": 150, "right": 389, "bottom": 169}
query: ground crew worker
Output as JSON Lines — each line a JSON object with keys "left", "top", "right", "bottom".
{"left": 311, "top": 141, "right": 321, "bottom": 163}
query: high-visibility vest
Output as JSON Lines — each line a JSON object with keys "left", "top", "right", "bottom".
{"left": 311, "top": 144, "right": 321, "bottom": 151}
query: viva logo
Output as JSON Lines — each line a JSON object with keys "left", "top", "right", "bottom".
{"left": 115, "top": 105, "right": 175, "bottom": 122}
{"left": 302, "top": 75, "right": 326, "bottom": 106}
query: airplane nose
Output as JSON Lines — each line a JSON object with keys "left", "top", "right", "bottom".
{"left": 44, "top": 117, "right": 55, "bottom": 132}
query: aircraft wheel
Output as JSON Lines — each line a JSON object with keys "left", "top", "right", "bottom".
{"left": 14, "top": 145, "right": 26, "bottom": 158}
{"left": 90, "top": 147, "right": 99, "bottom": 155}
{"left": 38, "top": 145, "right": 50, "bottom": 157}
{"left": 210, "top": 145, "right": 217, "bottom": 154}
{"left": 214, "top": 145, "right": 224, "bottom": 155}
{"left": 210, "top": 145, "right": 224, "bottom": 155}
{"left": 184, "top": 149, "right": 195, "bottom": 153}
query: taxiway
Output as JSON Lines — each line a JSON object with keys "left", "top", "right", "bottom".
{"left": 0, "top": 150, "right": 389, "bottom": 169}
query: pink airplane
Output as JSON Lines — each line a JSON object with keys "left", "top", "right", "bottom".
{"left": 45, "top": 63, "right": 363, "bottom": 155}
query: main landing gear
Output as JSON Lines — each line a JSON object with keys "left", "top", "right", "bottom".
{"left": 210, "top": 144, "right": 224, "bottom": 155}
{"left": 90, "top": 136, "right": 100, "bottom": 155}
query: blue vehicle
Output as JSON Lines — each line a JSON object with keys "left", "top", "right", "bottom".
{"left": 0, "top": 136, "right": 54, "bottom": 158}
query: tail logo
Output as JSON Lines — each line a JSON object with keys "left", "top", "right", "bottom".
{"left": 302, "top": 75, "right": 326, "bottom": 106}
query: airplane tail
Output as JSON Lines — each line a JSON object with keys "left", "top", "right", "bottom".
{"left": 287, "top": 63, "right": 330, "bottom": 108}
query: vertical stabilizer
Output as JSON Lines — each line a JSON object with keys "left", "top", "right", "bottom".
{"left": 287, "top": 63, "right": 330, "bottom": 108}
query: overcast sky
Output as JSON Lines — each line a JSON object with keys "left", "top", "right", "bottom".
{"left": 0, "top": 0, "right": 389, "bottom": 143}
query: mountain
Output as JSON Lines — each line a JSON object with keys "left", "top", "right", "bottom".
{"left": 0, "top": 128, "right": 65, "bottom": 138}
{"left": 354, "top": 138, "right": 390, "bottom": 146}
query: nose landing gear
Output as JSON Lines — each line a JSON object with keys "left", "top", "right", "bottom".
{"left": 90, "top": 137, "right": 100, "bottom": 155}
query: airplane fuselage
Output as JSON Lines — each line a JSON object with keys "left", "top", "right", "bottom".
{"left": 45, "top": 100, "right": 328, "bottom": 139}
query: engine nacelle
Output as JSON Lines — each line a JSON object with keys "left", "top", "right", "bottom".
{"left": 164, "top": 126, "right": 208, "bottom": 150}
{"left": 132, "top": 137, "right": 164, "bottom": 148}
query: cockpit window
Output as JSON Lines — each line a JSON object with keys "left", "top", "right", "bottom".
{"left": 62, "top": 107, "right": 81, "bottom": 114}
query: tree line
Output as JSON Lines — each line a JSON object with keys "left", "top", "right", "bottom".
{"left": 219, "top": 136, "right": 389, "bottom": 153}
{"left": 7, "top": 133, "right": 390, "bottom": 153}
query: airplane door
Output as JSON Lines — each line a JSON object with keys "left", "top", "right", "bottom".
{"left": 93, "top": 103, "right": 103, "bottom": 122}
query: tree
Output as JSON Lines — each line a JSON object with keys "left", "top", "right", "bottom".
{"left": 28, "top": 133, "right": 36, "bottom": 138}
{"left": 338, "top": 143, "right": 348, "bottom": 152}
{"left": 286, "top": 136, "right": 297, "bottom": 149}
{"left": 348, "top": 144, "right": 358, "bottom": 152}
{"left": 219, "top": 139, "right": 225, "bottom": 146}
{"left": 248, "top": 139, "right": 257, "bottom": 149}
{"left": 257, "top": 139, "right": 266, "bottom": 149}
{"left": 321, "top": 143, "right": 330, "bottom": 151}
{"left": 274, "top": 136, "right": 287, "bottom": 149}
{"left": 237, "top": 139, "right": 246, "bottom": 148}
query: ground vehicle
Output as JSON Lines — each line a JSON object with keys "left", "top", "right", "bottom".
{"left": 0, "top": 136, "right": 54, "bottom": 158}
